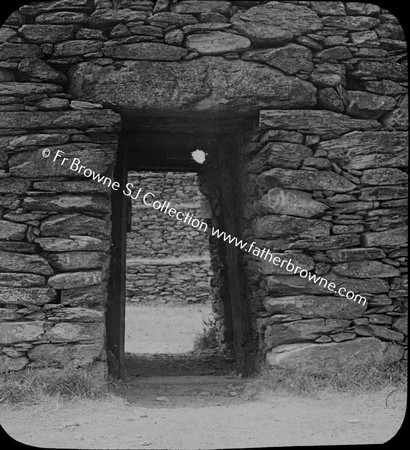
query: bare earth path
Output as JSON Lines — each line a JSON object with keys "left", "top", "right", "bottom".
{"left": 1, "top": 380, "right": 406, "bottom": 449}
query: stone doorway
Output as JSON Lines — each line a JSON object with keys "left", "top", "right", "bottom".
{"left": 107, "top": 116, "right": 257, "bottom": 378}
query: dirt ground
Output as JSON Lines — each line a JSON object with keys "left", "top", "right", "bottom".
{"left": 1, "top": 304, "right": 407, "bottom": 448}
{"left": 1, "top": 383, "right": 406, "bottom": 448}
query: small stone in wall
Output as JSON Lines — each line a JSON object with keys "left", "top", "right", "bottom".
{"left": 346, "top": 91, "right": 396, "bottom": 119}
{"left": 164, "top": 29, "right": 184, "bottom": 46}
{"left": 186, "top": 32, "right": 251, "bottom": 55}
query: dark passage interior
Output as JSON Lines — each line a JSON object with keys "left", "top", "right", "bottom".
{"left": 107, "top": 116, "right": 257, "bottom": 378}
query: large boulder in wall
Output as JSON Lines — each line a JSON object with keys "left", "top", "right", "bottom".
{"left": 68, "top": 57, "right": 316, "bottom": 116}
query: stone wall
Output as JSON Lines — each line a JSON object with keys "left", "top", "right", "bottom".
{"left": 126, "top": 171, "right": 211, "bottom": 304}
{"left": 0, "top": 0, "right": 407, "bottom": 375}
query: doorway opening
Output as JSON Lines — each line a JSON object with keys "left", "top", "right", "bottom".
{"left": 107, "top": 116, "right": 257, "bottom": 378}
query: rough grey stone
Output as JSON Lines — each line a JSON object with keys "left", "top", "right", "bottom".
{"left": 46, "top": 252, "right": 105, "bottom": 271}
{"left": 182, "top": 23, "right": 231, "bottom": 34}
{"left": 264, "top": 295, "right": 364, "bottom": 319}
{"left": 17, "top": 58, "right": 67, "bottom": 84}
{"left": 0, "top": 321, "right": 44, "bottom": 345}
{"left": 0, "top": 273, "right": 46, "bottom": 287}
{"left": 164, "top": 29, "right": 184, "bottom": 46}
{"left": 346, "top": 91, "right": 396, "bottom": 119}
{"left": 0, "top": 110, "right": 121, "bottom": 131}
{"left": 18, "top": 24, "right": 78, "bottom": 43}
{"left": 316, "top": 46, "right": 352, "bottom": 60}
{"left": 20, "top": 0, "right": 92, "bottom": 15}
{"left": 147, "top": 12, "right": 197, "bottom": 27}
{"left": 310, "top": 63, "right": 346, "bottom": 87}
{"left": 248, "top": 142, "right": 312, "bottom": 172}
{"left": 363, "top": 227, "right": 408, "bottom": 247}
{"left": 232, "top": 2, "right": 321, "bottom": 45}
{"left": 393, "top": 314, "right": 407, "bottom": 336}
{"left": 61, "top": 283, "right": 107, "bottom": 306}
{"left": 9, "top": 143, "right": 116, "bottom": 178}
{"left": 257, "top": 168, "right": 356, "bottom": 193}
{"left": 88, "top": 9, "right": 146, "bottom": 27}
{"left": 0, "top": 251, "right": 53, "bottom": 276}
{"left": 0, "top": 220, "right": 27, "bottom": 240}
{"left": 368, "top": 325, "right": 404, "bottom": 342}
{"left": 35, "top": 236, "right": 106, "bottom": 252}
{"left": 260, "top": 188, "right": 328, "bottom": 218}
{"left": 35, "top": 11, "right": 89, "bottom": 25}
{"left": 40, "top": 214, "right": 110, "bottom": 238}
{"left": 45, "top": 322, "right": 104, "bottom": 343}
{"left": 332, "top": 333, "right": 356, "bottom": 342}
{"left": 51, "top": 307, "right": 103, "bottom": 322}
{"left": 171, "top": 0, "right": 230, "bottom": 15}
{"left": 103, "top": 42, "right": 187, "bottom": 60}
{"left": 0, "top": 43, "right": 43, "bottom": 59}
{"left": 69, "top": 59, "right": 316, "bottom": 116}
{"left": 29, "top": 342, "right": 102, "bottom": 367}
{"left": 22, "top": 195, "right": 110, "bottom": 214}
{"left": 317, "top": 87, "right": 345, "bottom": 112}
{"left": 0, "top": 82, "right": 62, "bottom": 96}
{"left": 33, "top": 180, "right": 106, "bottom": 194}
{"left": 254, "top": 215, "right": 331, "bottom": 239}
{"left": 265, "top": 318, "right": 349, "bottom": 348}
{"left": 353, "top": 61, "right": 407, "bottom": 82}
{"left": 53, "top": 40, "right": 103, "bottom": 56}
{"left": 242, "top": 44, "right": 313, "bottom": 75}
{"left": 261, "top": 253, "right": 315, "bottom": 275}
{"left": 333, "top": 261, "right": 400, "bottom": 278}
{"left": 266, "top": 338, "right": 404, "bottom": 369}
{"left": 186, "top": 32, "right": 251, "bottom": 55}
{"left": 362, "top": 168, "right": 407, "bottom": 185}
{"left": 0, "top": 287, "right": 56, "bottom": 305}
{"left": 259, "top": 110, "right": 380, "bottom": 136}
{"left": 48, "top": 271, "right": 103, "bottom": 289}
{"left": 322, "top": 16, "right": 379, "bottom": 30}
{"left": 317, "top": 131, "right": 408, "bottom": 170}
{"left": 326, "top": 248, "right": 385, "bottom": 262}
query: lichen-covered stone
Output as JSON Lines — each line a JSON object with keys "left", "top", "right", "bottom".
{"left": 35, "top": 236, "right": 106, "bottom": 252}
{"left": 35, "top": 12, "right": 89, "bottom": 25}
{"left": 257, "top": 168, "right": 356, "bottom": 193}
{"left": 103, "top": 42, "right": 187, "bottom": 60}
{"left": 362, "top": 168, "right": 407, "bottom": 185}
{"left": 29, "top": 342, "right": 102, "bottom": 367}
{"left": 22, "top": 195, "right": 110, "bottom": 214}
{"left": 0, "top": 287, "right": 56, "bottom": 305}
{"left": 44, "top": 322, "right": 104, "bottom": 343}
{"left": 242, "top": 44, "right": 313, "bottom": 74}
{"left": 346, "top": 91, "right": 396, "bottom": 119}
{"left": 333, "top": 261, "right": 400, "bottom": 278}
{"left": 46, "top": 252, "right": 105, "bottom": 271}
{"left": 265, "top": 318, "right": 349, "bottom": 348}
{"left": 267, "top": 338, "right": 404, "bottom": 369}
{"left": 171, "top": 0, "right": 231, "bottom": 15}
{"left": 0, "top": 43, "right": 43, "bottom": 59}
{"left": 48, "top": 271, "right": 103, "bottom": 289}
{"left": 259, "top": 110, "right": 381, "bottom": 135}
{"left": 186, "top": 32, "right": 251, "bottom": 55}
{"left": 264, "top": 295, "right": 364, "bottom": 319}
{"left": 260, "top": 188, "right": 328, "bottom": 218}
{"left": 232, "top": 2, "right": 322, "bottom": 45}
{"left": 17, "top": 57, "right": 67, "bottom": 84}
{"left": 0, "top": 321, "right": 44, "bottom": 344}
{"left": 60, "top": 283, "right": 107, "bottom": 306}
{"left": 53, "top": 40, "right": 103, "bottom": 56}
{"left": 326, "top": 248, "right": 385, "bottom": 262}
{"left": 0, "top": 251, "right": 53, "bottom": 276}
{"left": 40, "top": 214, "right": 110, "bottom": 238}
{"left": 261, "top": 253, "right": 314, "bottom": 275}
{"left": 0, "top": 220, "right": 27, "bottom": 240}
{"left": 363, "top": 227, "right": 408, "bottom": 247}
{"left": 322, "top": 16, "right": 379, "bottom": 30}
{"left": 18, "top": 24, "right": 78, "bottom": 43}
{"left": 0, "top": 273, "right": 46, "bottom": 287}
{"left": 69, "top": 59, "right": 316, "bottom": 116}
{"left": 254, "top": 215, "right": 330, "bottom": 239}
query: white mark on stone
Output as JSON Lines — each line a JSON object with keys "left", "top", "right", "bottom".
{"left": 191, "top": 149, "right": 206, "bottom": 164}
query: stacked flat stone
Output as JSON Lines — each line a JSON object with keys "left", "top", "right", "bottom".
{"left": 126, "top": 171, "right": 211, "bottom": 304}
{"left": 0, "top": 0, "right": 407, "bottom": 375}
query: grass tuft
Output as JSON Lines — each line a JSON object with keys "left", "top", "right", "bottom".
{"left": 0, "top": 365, "right": 107, "bottom": 404}
{"left": 193, "top": 315, "right": 219, "bottom": 351}
{"left": 244, "top": 356, "right": 408, "bottom": 398}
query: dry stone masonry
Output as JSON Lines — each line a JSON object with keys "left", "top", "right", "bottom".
{"left": 126, "top": 171, "right": 211, "bottom": 304}
{"left": 0, "top": 0, "right": 407, "bottom": 377}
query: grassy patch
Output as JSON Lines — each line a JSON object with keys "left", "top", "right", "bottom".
{"left": 0, "top": 365, "right": 107, "bottom": 404}
{"left": 193, "top": 315, "right": 218, "bottom": 351}
{"left": 244, "top": 357, "right": 408, "bottom": 398}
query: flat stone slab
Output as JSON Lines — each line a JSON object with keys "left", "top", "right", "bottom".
{"left": 254, "top": 215, "right": 331, "bottom": 239}
{"left": 264, "top": 295, "right": 365, "bottom": 319}
{"left": 0, "top": 287, "right": 56, "bottom": 306}
{"left": 267, "top": 337, "right": 404, "bottom": 369}
{"left": 0, "top": 321, "right": 45, "bottom": 345}
{"left": 40, "top": 214, "right": 110, "bottom": 238}
{"left": 0, "top": 251, "right": 53, "bottom": 276}
{"left": 186, "top": 32, "right": 251, "bottom": 55}
{"left": 232, "top": 2, "right": 322, "bottom": 45}
{"left": 103, "top": 42, "right": 187, "bottom": 60}
{"left": 259, "top": 110, "right": 381, "bottom": 136}
{"left": 69, "top": 58, "right": 316, "bottom": 116}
